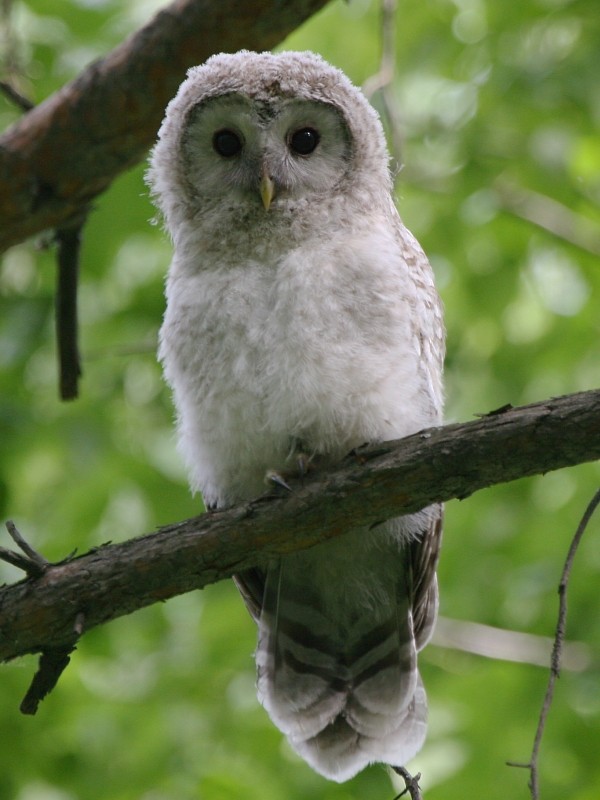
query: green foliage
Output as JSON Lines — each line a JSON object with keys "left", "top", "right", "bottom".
{"left": 1, "top": 0, "right": 599, "bottom": 798}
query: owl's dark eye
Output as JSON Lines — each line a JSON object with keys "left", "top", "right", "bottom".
{"left": 289, "top": 127, "right": 320, "bottom": 155}
{"left": 213, "top": 129, "right": 243, "bottom": 157}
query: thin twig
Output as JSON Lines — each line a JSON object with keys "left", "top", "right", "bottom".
{"left": 0, "top": 546, "right": 40, "bottom": 574}
{"left": 391, "top": 766, "right": 423, "bottom": 800}
{"left": 494, "top": 177, "right": 600, "bottom": 258}
{"left": 0, "top": 79, "right": 33, "bottom": 111}
{"left": 362, "top": 0, "right": 404, "bottom": 178}
{"left": 432, "top": 616, "right": 590, "bottom": 672}
{"left": 6, "top": 520, "right": 48, "bottom": 565}
{"left": 73, "top": 611, "right": 86, "bottom": 638}
{"left": 1, "top": 520, "right": 49, "bottom": 578}
{"left": 508, "top": 488, "right": 600, "bottom": 799}
{"left": 1, "top": 0, "right": 32, "bottom": 111}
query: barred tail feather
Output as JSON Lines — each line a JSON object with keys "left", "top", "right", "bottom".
{"left": 255, "top": 555, "right": 429, "bottom": 782}
{"left": 291, "top": 676, "right": 427, "bottom": 782}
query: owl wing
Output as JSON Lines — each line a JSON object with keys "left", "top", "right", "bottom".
{"left": 232, "top": 568, "right": 265, "bottom": 623}
{"left": 392, "top": 211, "right": 446, "bottom": 417}
{"left": 408, "top": 504, "right": 443, "bottom": 650}
{"left": 234, "top": 505, "right": 443, "bottom": 637}
{"left": 232, "top": 505, "right": 442, "bottom": 631}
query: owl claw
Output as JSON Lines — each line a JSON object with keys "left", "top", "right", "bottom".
{"left": 296, "top": 451, "right": 312, "bottom": 479}
{"left": 264, "top": 448, "right": 315, "bottom": 494}
{"left": 265, "top": 470, "right": 292, "bottom": 493}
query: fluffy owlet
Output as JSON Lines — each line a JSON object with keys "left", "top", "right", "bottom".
{"left": 147, "top": 50, "right": 444, "bottom": 783}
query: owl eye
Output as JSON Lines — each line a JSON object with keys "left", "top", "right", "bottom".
{"left": 289, "top": 127, "right": 320, "bottom": 155}
{"left": 213, "top": 129, "right": 243, "bottom": 157}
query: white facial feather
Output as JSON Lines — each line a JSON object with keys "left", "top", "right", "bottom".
{"left": 148, "top": 50, "right": 445, "bottom": 783}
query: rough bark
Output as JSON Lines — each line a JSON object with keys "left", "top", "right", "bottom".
{"left": 1, "top": 388, "right": 598, "bottom": 664}
{"left": 0, "top": 0, "right": 331, "bottom": 252}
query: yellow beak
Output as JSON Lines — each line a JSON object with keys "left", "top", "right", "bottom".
{"left": 260, "top": 168, "right": 275, "bottom": 211}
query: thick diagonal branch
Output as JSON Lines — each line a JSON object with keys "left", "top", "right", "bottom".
{"left": 0, "top": 0, "right": 331, "bottom": 252}
{"left": 0, "top": 388, "right": 598, "bottom": 664}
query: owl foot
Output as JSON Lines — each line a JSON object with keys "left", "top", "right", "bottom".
{"left": 263, "top": 444, "right": 320, "bottom": 494}
{"left": 295, "top": 450, "right": 315, "bottom": 480}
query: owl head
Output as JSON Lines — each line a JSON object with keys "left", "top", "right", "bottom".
{"left": 147, "top": 51, "right": 392, "bottom": 240}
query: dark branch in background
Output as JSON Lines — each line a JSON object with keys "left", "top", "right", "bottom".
{"left": 55, "top": 221, "right": 85, "bottom": 399}
{"left": 1, "top": 35, "right": 84, "bottom": 400}
{"left": 507, "top": 488, "right": 600, "bottom": 800}
{"left": 363, "top": 0, "right": 404, "bottom": 176}
{"left": 0, "top": 80, "right": 34, "bottom": 111}
{"left": 0, "top": 0, "right": 331, "bottom": 253}
{"left": 0, "top": 389, "right": 599, "bottom": 710}
{"left": 20, "top": 646, "right": 77, "bottom": 715}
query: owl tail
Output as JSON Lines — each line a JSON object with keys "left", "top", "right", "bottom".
{"left": 254, "top": 559, "right": 428, "bottom": 783}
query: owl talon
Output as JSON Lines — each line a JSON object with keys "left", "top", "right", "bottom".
{"left": 265, "top": 469, "right": 292, "bottom": 493}
{"left": 296, "top": 451, "right": 312, "bottom": 480}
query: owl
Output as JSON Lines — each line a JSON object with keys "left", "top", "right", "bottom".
{"left": 147, "top": 50, "right": 444, "bottom": 783}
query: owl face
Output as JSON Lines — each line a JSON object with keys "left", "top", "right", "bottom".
{"left": 148, "top": 51, "right": 392, "bottom": 235}
{"left": 182, "top": 93, "right": 352, "bottom": 210}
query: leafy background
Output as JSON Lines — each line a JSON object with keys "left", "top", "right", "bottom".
{"left": 1, "top": 0, "right": 599, "bottom": 798}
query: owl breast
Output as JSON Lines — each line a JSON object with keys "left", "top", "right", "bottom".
{"left": 160, "top": 215, "right": 439, "bottom": 508}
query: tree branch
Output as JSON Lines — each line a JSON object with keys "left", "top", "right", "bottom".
{"left": 0, "top": 388, "right": 598, "bottom": 667}
{"left": 0, "top": 0, "right": 331, "bottom": 253}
